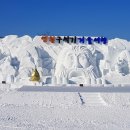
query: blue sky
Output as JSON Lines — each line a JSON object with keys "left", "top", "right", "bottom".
{"left": 0, "top": 0, "right": 130, "bottom": 40}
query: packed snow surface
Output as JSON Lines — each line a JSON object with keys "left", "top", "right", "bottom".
{"left": 0, "top": 87, "right": 130, "bottom": 130}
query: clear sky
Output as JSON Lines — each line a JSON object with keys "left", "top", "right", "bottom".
{"left": 0, "top": 0, "right": 130, "bottom": 40}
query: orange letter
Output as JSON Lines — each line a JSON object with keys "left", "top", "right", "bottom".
{"left": 41, "top": 36, "right": 48, "bottom": 42}
{"left": 49, "top": 36, "right": 55, "bottom": 43}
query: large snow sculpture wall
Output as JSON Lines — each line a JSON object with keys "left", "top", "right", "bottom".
{"left": 0, "top": 35, "right": 130, "bottom": 85}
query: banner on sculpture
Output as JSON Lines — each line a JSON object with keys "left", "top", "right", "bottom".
{"left": 41, "top": 36, "right": 108, "bottom": 44}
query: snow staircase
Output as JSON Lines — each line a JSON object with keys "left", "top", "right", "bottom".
{"left": 79, "top": 93, "right": 107, "bottom": 106}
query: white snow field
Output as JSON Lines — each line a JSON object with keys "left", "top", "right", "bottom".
{"left": 0, "top": 87, "right": 130, "bottom": 130}
{"left": 0, "top": 35, "right": 130, "bottom": 129}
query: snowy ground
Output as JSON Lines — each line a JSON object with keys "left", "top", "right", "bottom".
{"left": 0, "top": 85, "right": 130, "bottom": 130}
{"left": 0, "top": 103, "right": 130, "bottom": 130}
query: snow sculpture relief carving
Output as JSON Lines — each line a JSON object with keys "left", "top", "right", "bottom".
{"left": 115, "top": 50, "right": 130, "bottom": 76}
{"left": 55, "top": 45, "right": 102, "bottom": 84}
{"left": 0, "top": 35, "right": 130, "bottom": 85}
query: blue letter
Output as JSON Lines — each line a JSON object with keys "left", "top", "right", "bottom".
{"left": 78, "top": 36, "right": 85, "bottom": 44}
{"left": 94, "top": 37, "right": 101, "bottom": 43}
{"left": 87, "top": 37, "right": 93, "bottom": 44}
{"left": 101, "top": 37, "right": 108, "bottom": 44}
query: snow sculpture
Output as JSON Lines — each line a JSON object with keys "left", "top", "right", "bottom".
{"left": 115, "top": 50, "right": 130, "bottom": 75}
{"left": 1, "top": 35, "right": 130, "bottom": 85}
{"left": 51, "top": 76, "right": 57, "bottom": 84}
{"left": 0, "top": 56, "right": 16, "bottom": 82}
{"left": 55, "top": 45, "right": 101, "bottom": 84}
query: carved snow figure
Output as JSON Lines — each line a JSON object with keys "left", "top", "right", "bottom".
{"left": 87, "top": 45, "right": 104, "bottom": 76}
{"left": 55, "top": 45, "right": 101, "bottom": 84}
{"left": 115, "top": 50, "right": 130, "bottom": 76}
{"left": 0, "top": 56, "right": 16, "bottom": 82}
